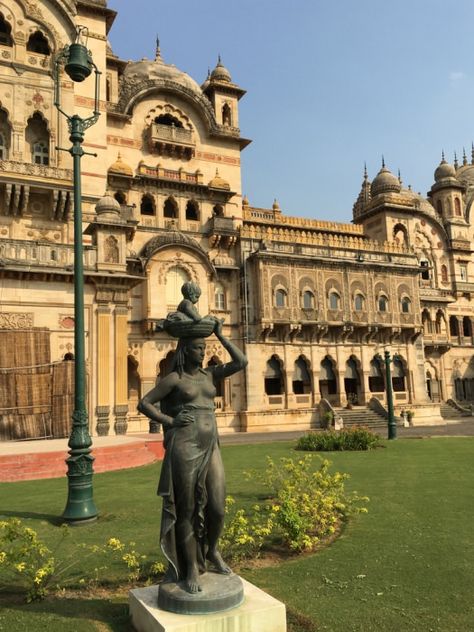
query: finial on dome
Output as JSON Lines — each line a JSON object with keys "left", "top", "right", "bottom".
{"left": 381, "top": 155, "right": 385, "bottom": 168}
{"left": 463, "top": 147, "right": 468, "bottom": 166}
{"left": 242, "top": 194, "right": 249, "bottom": 207}
{"left": 218, "top": 54, "right": 222, "bottom": 64}
{"left": 441, "top": 150, "right": 445, "bottom": 162}
{"left": 398, "top": 169, "right": 402, "bottom": 185}
{"left": 364, "top": 162, "right": 368, "bottom": 180}
{"left": 454, "top": 151, "right": 459, "bottom": 169}
{"left": 272, "top": 198, "right": 281, "bottom": 212}
{"left": 155, "top": 35, "right": 162, "bottom": 61}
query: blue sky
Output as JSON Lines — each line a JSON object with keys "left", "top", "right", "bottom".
{"left": 108, "top": 0, "right": 474, "bottom": 223}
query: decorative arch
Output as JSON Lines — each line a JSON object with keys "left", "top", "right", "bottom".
{"left": 185, "top": 199, "right": 199, "bottom": 221}
{"left": 369, "top": 356, "right": 384, "bottom": 392}
{"left": 145, "top": 103, "right": 193, "bottom": 131}
{"left": 393, "top": 223, "right": 408, "bottom": 246}
{"left": 140, "top": 193, "right": 155, "bottom": 216}
{"left": 319, "top": 355, "right": 337, "bottom": 399}
{"left": 26, "top": 29, "right": 51, "bottom": 55}
{"left": 222, "top": 102, "right": 232, "bottom": 126}
{"left": 140, "top": 231, "right": 216, "bottom": 278}
{"left": 265, "top": 355, "right": 284, "bottom": 396}
{"left": 0, "top": 11, "right": 13, "bottom": 46}
{"left": 25, "top": 110, "right": 50, "bottom": 165}
{"left": 293, "top": 355, "right": 311, "bottom": 394}
{"left": 163, "top": 195, "right": 178, "bottom": 218}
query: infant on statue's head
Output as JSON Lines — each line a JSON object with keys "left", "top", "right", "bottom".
{"left": 176, "top": 281, "right": 203, "bottom": 322}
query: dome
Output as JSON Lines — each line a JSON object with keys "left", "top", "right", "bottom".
{"left": 434, "top": 159, "right": 456, "bottom": 182}
{"left": 210, "top": 57, "right": 232, "bottom": 83}
{"left": 208, "top": 169, "right": 230, "bottom": 190}
{"left": 242, "top": 195, "right": 249, "bottom": 207}
{"left": 122, "top": 53, "right": 203, "bottom": 98}
{"left": 371, "top": 165, "right": 401, "bottom": 196}
{"left": 272, "top": 198, "right": 281, "bottom": 212}
{"left": 95, "top": 195, "right": 121, "bottom": 218}
{"left": 108, "top": 153, "right": 133, "bottom": 177}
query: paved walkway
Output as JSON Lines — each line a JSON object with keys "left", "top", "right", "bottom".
{"left": 2, "top": 417, "right": 474, "bottom": 458}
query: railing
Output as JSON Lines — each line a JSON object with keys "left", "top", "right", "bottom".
{"left": 0, "top": 239, "right": 97, "bottom": 268}
{"left": 150, "top": 123, "right": 194, "bottom": 146}
{"left": 295, "top": 394, "right": 311, "bottom": 405}
{"left": 423, "top": 333, "right": 450, "bottom": 345}
{"left": 446, "top": 398, "right": 472, "bottom": 415}
{"left": 319, "top": 398, "right": 343, "bottom": 428}
{"left": 0, "top": 160, "right": 72, "bottom": 181}
{"left": 267, "top": 395, "right": 284, "bottom": 406}
{"left": 208, "top": 216, "right": 237, "bottom": 234}
{"left": 214, "top": 397, "right": 224, "bottom": 411}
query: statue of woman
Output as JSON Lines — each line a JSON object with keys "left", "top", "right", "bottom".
{"left": 138, "top": 319, "right": 247, "bottom": 594}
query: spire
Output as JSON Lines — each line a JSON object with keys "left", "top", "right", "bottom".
{"left": 363, "top": 162, "right": 368, "bottom": 180}
{"left": 398, "top": 169, "right": 402, "bottom": 186}
{"left": 454, "top": 151, "right": 459, "bottom": 170}
{"left": 441, "top": 149, "right": 445, "bottom": 162}
{"left": 381, "top": 155, "right": 385, "bottom": 168}
{"left": 155, "top": 35, "right": 161, "bottom": 61}
{"left": 463, "top": 147, "right": 467, "bottom": 166}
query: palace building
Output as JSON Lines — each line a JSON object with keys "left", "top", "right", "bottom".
{"left": 0, "top": 0, "right": 473, "bottom": 441}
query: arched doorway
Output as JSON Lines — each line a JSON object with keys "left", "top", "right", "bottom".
{"left": 319, "top": 356, "right": 337, "bottom": 403}
{"left": 292, "top": 356, "right": 311, "bottom": 394}
{"left": 127, "top": 356, "right": 141, "bottom": 413}
{"left": 344, "top": 357, "right": 360, "bottom": 404}
{"left": 369, "top": 357, "right": 384, "bottom": 393}
{"left": 265, "top": 356, "right": 284, "bottom": 397}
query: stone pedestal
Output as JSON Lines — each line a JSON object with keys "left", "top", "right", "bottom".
{"left": 129, "top": 577, "right": 287, "bottom": 632}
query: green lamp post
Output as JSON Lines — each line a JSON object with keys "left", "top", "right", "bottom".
{"left": 375, "top": 351, "right": 397, "bottom": 440}
{"left": 54, "top": 26, "right": 101, "bottom": 523}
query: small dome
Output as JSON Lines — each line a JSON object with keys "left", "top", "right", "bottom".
{"left": 434, "top": 159, "right": 456, "bottom": 182}
{"left": 208, "top": 169, "right": 230, "bottom": 190}
{"left": 108, "top": 153, "right": 133, "bottom": 177}
{"left": 242, "top": 195, "right": 249, "bottom": 207}
{"left": 272, "top": 198, "right": 281, "bottom": 212}
{"left": 210, "top": 57, "right": 231, "bottom": 83}
{"left": 371, "top": 165, "right": 401, "bottom": 196}
{"left": 95, "top": 195, "right": 121, "bottom": 217}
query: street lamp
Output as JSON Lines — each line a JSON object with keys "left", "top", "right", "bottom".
{"left": 54, "top": 26, "right": 101, "bottom": 523}
{"left": 375, "top": 351, "right": 397, "bottom": 440}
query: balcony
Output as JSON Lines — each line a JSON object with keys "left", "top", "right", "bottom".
{"left": 423, "top": 332, "right": 450, "bottom": 349}
{"left": 149, "top": 123, "right": 195, "bottom": 159}
{"left": 207, "top": 216, "right": 239, "bottom": 249}
{"left": 0, "top": 239, "right": 97, "bottom": 271}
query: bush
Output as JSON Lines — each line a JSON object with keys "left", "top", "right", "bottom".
{"left": 221, "top": 455, "right": 369, "bottom": 557}
{"left": 296, "top": 427, "right": 382, "bottom": 452}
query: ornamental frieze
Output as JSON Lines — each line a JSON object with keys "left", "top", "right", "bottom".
{"left": 0, "top": 312, "right": 34, "bottom": 329}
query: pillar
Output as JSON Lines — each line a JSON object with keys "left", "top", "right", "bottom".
{"left": 114, "top": 304, "right": 129, "bottom": 434}
{"left": 95, "top": 304, "right": 111, "bottom": 436}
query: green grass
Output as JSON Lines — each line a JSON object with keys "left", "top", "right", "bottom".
{"left": 1, "top": 438, "right": 474, "bottom": 631}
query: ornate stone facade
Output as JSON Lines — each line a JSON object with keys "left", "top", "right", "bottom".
{"left": 0, "top": 0, "right": 472, "bottom": 439}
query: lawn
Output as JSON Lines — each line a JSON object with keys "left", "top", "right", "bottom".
{"left": 1, "top": 437, "right": 474, "bottom": 631}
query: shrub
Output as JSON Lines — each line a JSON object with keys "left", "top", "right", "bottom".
{"left": 0, "top": 519, "right": 165, "bottom": 602}
{"left": 321, "top": 411, "right": 334, "bottom": 429}
{"left": 296, "top": 427, "right": 382, "bottom": 452}
{"left": 223, "top": 455, "right": 369, "bottom": 556}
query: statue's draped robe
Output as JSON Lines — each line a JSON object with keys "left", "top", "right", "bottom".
{"left": 158, "top": 403, "right": 217, "bottom": 580}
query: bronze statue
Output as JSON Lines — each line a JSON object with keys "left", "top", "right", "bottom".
{"left": 138, "top": 283, "right": 247, "bottom": 602}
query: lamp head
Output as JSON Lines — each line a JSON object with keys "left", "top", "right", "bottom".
{"left": 64, "top": 26, "right": 92, "bottom": 82}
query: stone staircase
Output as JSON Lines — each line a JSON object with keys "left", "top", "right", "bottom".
{"left": 334, "top": 406, "right": 389, "bottom": 430}
{"left": 440, "top": 402, "right": 471, "bottom": 420}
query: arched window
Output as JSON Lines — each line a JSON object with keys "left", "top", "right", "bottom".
{"left": 393, "top": 224, "right": 407, "bottom": 246}
{"left": 422, "top": 310, "right": 432, "bottom": 334}
{"left": 392, "top": 358, "right": 406, "bottom": 392}
{"left": 222, "top": 103, "right": 232, "bottom": 126}
{"left": 420, "top": 259, "right": 430, "bottom": 281}
{"left": 163, "top": 196, "right": 178, "bottom": 218}
{"left": 293, "top": 357, "right": 311, "bottom": 394}
{"left": 369, "top": 358, "right": 384, "bottom": 392}
{"left": 436, "top": 199, "right": 443, "bottom": 215}
{"left": 155, "top": 113, "right": 183, "bottom": 128}
{"left": 401, "top": 297, "right": 411, "bottom": 313}
{"left": 328, "top": 291, "right": 340, "bottom": 310}
{"left": 106, "top": 76, "right": 112, "bottom": 102}
{"left": 213, "top": 204, "right": 224, "bottom": 216}
{"left": 214, "top": 282, "right": 225, "bottom": 310}
{"left": 26, "top": 112, "right": 50, "bottom": 166}
{"left": 449, "top": 315, "right": 459, "bottom": 337}
{"left": 0, "top": 14, "right": 13, "bottom": 46}
{"left": 165, "top": 266, "right": 190, "bottom": 309}
{"left": 140, "top": 194, "right": 155, "bottom": 216}
{"left": 378, "top": 295, "right": 388, "bottom": 312}
{"left": 463, "top": 316, "right": 472, "bottom": 338}
{"left": 302, "top": 290, "right": 314, "bottom": 309}
{"left": 32, "top": 142, "right": 49, "bottom": 165}
{"left": 454, "top": 197, "right": 461, "bottom": 216}
{"left": 441, "top": 264, "right": 448, "bottom": 283}
{"left": 185, "top": 199, "right": 199, "bottom": 221}
{"left": 275, "top": 288, "right": 287, "bottom": 308}
{"left": 26, "top": 31, "right": 50, "bottom": 55}
{"left": 0, "top": 107, "right": 11, "bottom": 160}
{"left": 265, "top": 356, "right": 284, "bottom": 395}
{"left": 114, "top": 191, "right": 126, "bottom": 205}
{"left": 354, "top": 294, "right": 364, "bottom": 311}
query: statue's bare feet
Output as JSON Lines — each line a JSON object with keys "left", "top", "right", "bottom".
{"left": 185, "top": 566, "right": 202, "bottom": 593}
{"left": 207, "top": 549, "right": 231, "bottom": 574}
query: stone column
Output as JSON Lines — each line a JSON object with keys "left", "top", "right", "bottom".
{"left": 114, "top": 304, "right": 129, "bottom": 434}
{"left": 95, "top": 304, "right": 111, "bottom": 436}
{"left": 335, "top": 345, "right": 346, "bottom": 407}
